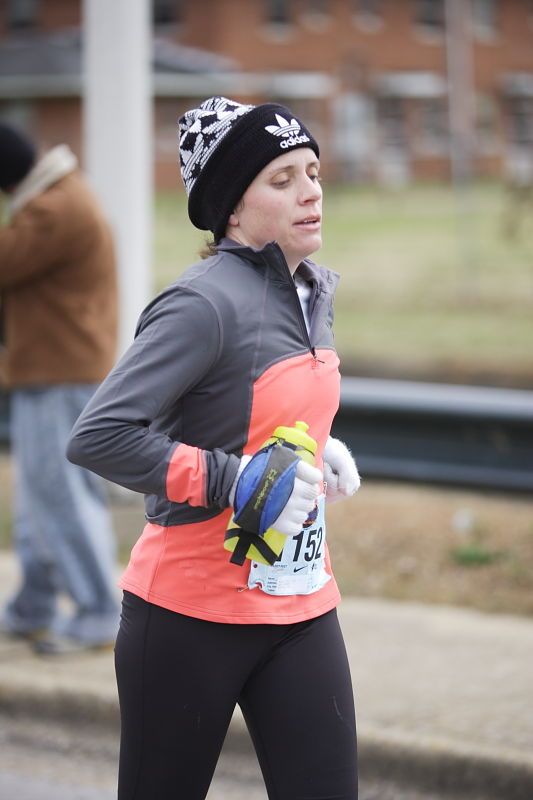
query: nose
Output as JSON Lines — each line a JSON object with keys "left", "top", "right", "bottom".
{"left": 299, "top": 173, "right": 322, "bottom": 204}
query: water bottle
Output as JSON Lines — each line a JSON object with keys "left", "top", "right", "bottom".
{"left": 224, "top": 421, "right": 318, "bottom": 565}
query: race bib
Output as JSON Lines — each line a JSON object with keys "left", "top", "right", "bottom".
{"left": 248, "top": 495, "right": 330, "bottom": 596}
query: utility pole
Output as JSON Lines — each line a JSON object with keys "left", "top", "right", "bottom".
{"left": 445, "top": 0, "right": 477, "bottom": 295}
{"left": 83, "top": 0, "right": 152, "bottom": 354}
{"left": 445, "top": 0, "right": 475, "bottom": 184}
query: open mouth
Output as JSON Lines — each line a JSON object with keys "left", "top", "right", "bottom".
{"left": 295, "top": 216, "right": 321, "bottom": 226}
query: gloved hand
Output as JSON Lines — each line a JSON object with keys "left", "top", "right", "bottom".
{"left": 271, "top": 459, "right": 322, "bottom": 536}
{"left": 229, "top": 447, "right": 322, "bottom": 538}
{"left": 322, "top": 436, "right": 360, "bottom": 504}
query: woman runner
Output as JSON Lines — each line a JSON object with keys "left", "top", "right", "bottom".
{"left": 67, "top": 96, "right": 361, "bottom": 799}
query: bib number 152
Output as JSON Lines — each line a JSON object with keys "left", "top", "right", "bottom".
{"left": 292, "top": 526, "right": 323, "bottom": 563}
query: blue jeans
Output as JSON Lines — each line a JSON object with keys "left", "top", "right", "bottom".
{"left": 3, "top": 386, "right": 120, "bottom": 644}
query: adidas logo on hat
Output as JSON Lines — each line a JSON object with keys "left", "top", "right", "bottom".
{"left": 265, "top": 114, "right": 311, "bottom": 149}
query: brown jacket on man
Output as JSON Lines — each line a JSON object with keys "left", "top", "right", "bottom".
{"left": 0, "top": 156, "right": 117, "bottom": 388}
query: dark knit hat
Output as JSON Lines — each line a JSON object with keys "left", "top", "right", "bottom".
{"left": 0, "top": 123, "right": 36, "bottom": 191}
{"left": 178, "top": 96, "right": 319, "bottom": 241}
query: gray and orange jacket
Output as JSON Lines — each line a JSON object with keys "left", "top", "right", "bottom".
{"left": 67, "top": 239, "right": 342, "bottom": 624}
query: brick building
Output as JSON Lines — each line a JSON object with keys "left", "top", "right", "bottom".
{"left": 1, "top": 0, "right": 533, "bottom": 187}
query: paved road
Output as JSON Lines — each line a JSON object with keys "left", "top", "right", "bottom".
{"left": 0, "top": 712, "right": 489, "bottom": 800}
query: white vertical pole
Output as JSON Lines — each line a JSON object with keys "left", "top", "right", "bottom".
{"left": 82, "top": 0, "right": 152, "bottom": 355}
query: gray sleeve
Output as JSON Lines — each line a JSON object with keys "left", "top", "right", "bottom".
{"left": 66, "top": 287, "right": 239, "bottom": 507}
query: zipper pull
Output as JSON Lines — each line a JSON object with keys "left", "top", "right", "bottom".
{"left": 312, "top": 349, "right": 325, "bottom": 367}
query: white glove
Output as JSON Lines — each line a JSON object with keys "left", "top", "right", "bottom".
{"left": 271, "top": 460, "right": 322, "bottom": 537}
{"left": 229, "top": 455, "right": 322, "bottom": 538}
{"left": 322, "top": 436, "right": 360, "bottom": 504}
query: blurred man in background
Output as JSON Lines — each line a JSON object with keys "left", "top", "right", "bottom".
{"left": 0, "top": 122, "right": 119, "bottom": 654}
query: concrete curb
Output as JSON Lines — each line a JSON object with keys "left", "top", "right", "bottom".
{"left": 2, "top": 683, "right": 533, "bottom": 800}
{"left": 357, "top": 729, "right": 533, "bottom": 800}
{"left": 0, "top": 684, "right": 119, "bottom": 727}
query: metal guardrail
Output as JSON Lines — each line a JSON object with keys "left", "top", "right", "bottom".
{"left": 331, "top": 378, "right": 533, "bottom": 493}
{"left": 1, "top": 379, "right": 532, "bottom": 491}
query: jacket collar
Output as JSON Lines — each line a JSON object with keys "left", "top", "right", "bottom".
{"left": 9, "top": 144, "right": 78, "bottom": 218}
{"left": 216, "top": 237, "right": 339, "bottom": 294}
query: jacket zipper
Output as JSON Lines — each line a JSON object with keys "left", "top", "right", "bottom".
{"left": 271, "top": 247, "right": 322, "bottom": 367}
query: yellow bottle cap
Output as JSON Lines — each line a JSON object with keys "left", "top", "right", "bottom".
{"left": 272, "top": 420, "right": 317, "bottom": 455}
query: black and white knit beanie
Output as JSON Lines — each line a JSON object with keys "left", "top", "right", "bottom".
{"left": 178, "top": 96, "right": 319, "bottom": 241}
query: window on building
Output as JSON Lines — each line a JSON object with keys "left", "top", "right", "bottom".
{"left": 307, "top": 0, "right": 328, "bottom": 14}
{"left": 475, "top": 94, "right": 497, "bottom": 153}
{"left": 509, "top": 99, "right": 533, "bottom": 146}
{"left": 266, "top": 0, "right": 291, "bottom": 25}
{"left": 353, "top": 0, "right": 383, "bottom": 30}
{"left": 379, "top": 98, "right": 408, "bottom": 149}
{"left": 354, "top": 0, "right": 382, "bottom": 17}
{"left": 416, "top": 99, "right": 448, "bottom": 155}
{"left": 6, "top": 0, "right": 39, "bottom": 30}
{"left": 471, "top": 0, "right": 498, "bottom": 38}
{"left": 301, "top": 0, "right": 330, "bottom": 30}
{"left": 414, "top": 0, "right": 445, "bottom": 32}
{"left": 0, "top": 100, "right": 35, "bottom": 132}
{"left": 152, "top": 0, "right": 182, "bottom": 26}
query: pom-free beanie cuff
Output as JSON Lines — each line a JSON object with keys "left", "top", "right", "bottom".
{"left": 178, "top": 97, "right": 319, "bottom": 241}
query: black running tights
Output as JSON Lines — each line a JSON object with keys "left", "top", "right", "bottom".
{"left": 115, "top": 591, "right": 358, "bottom": 799}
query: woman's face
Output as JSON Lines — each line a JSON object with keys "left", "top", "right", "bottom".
{"left": 226, "top": 147, "right": 322, "bottom": 272}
